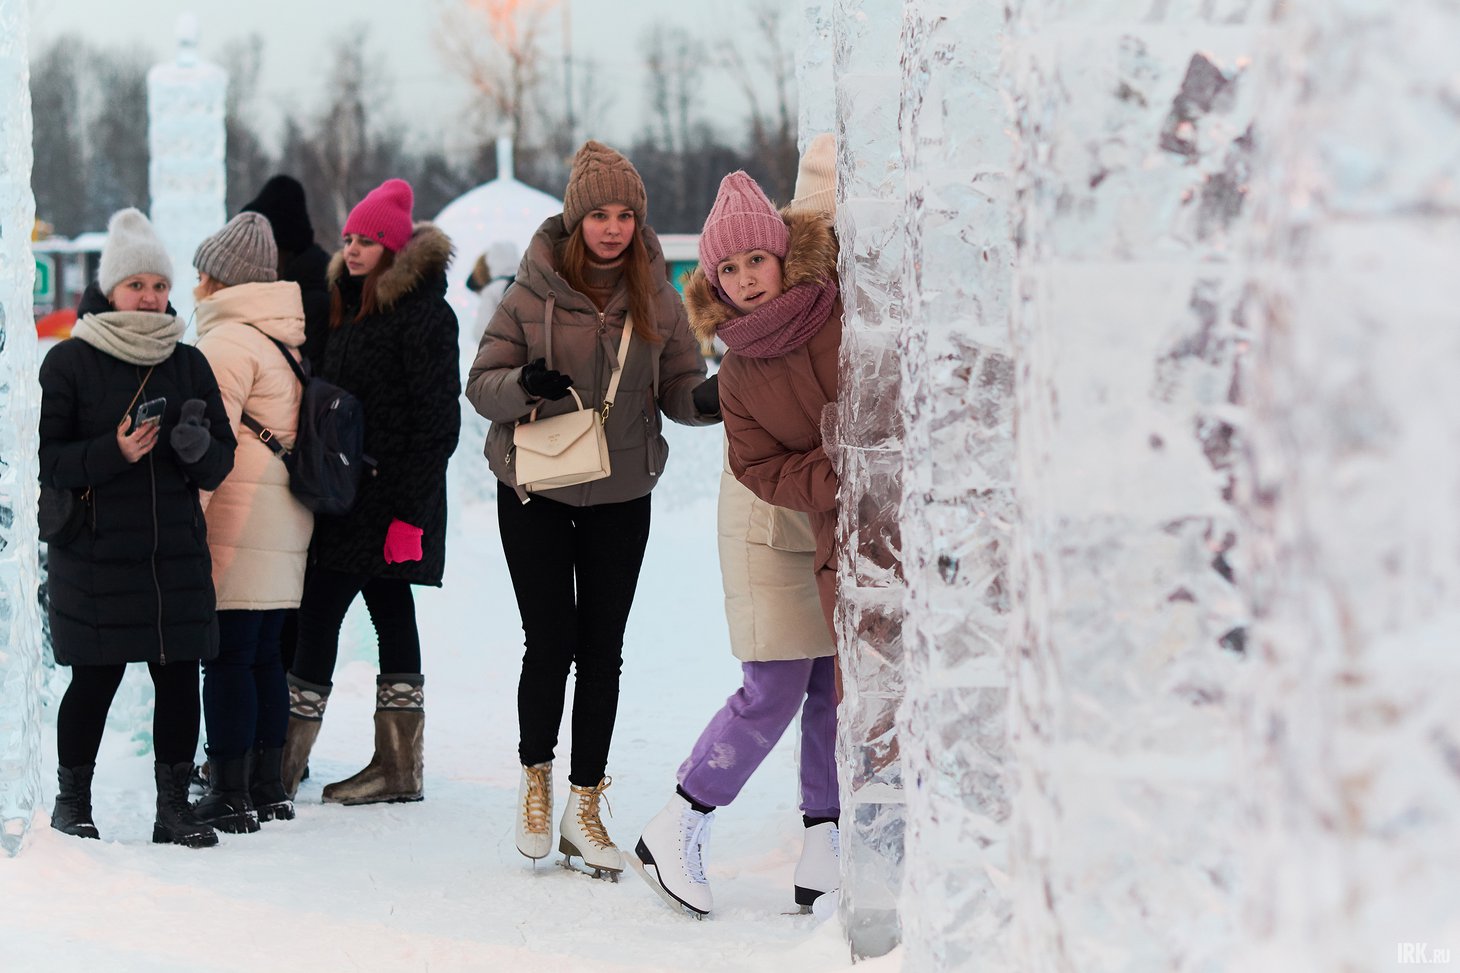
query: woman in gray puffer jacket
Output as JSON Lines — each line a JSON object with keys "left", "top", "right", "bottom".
{"left": 467, "top": 139, "right": 719, "bottom": 878}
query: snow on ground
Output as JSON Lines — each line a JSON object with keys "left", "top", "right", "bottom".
{"left": 0, "top": 405, "right": 887, "bottom": 972}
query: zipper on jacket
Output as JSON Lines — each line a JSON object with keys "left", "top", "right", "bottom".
{"left": 147, "top": 452, "right": 166, "bottom": 664}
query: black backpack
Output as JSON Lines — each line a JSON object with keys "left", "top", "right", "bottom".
{"left": 241, "top": 335, "right": 371, "bottom": 516}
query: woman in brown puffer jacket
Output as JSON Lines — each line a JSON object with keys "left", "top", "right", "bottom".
{"left": 466, "top": 140, "right": 719, "bottom": 878}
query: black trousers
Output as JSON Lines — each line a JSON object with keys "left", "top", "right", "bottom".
{"left": 290, "top": 567, "right": 422, "bottom": 687}
{"left": 202, "top": 609, "right": 288, "bottom": 759}
{"left": 497, "top": 483, "right": 651, "bottom": 787}
{"left": 57, "top": 661, "right": 200, "bottom": 768}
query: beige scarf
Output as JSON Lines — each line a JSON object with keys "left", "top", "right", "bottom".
{"left": 72, "top": 311, "right": 186, "bottom": 366}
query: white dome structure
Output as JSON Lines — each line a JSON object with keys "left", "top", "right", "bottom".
{"left": 435, "top": 137, "right": 562, "bottom": 319}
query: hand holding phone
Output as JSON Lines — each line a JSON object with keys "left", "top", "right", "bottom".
{"left": 131, "top": 396, "right": 167, "bottom": 434}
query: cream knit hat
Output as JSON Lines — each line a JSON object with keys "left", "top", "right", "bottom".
{"left": 98, "top": 208, "right": 174, "bottom": 294}
{"left": 788, "top": 133, "right": 836, "bottom": 217}
{"left": 193, "top": 212, "right": 279, "bottom": 286}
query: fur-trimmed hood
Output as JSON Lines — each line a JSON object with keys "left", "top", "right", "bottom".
{"left": 684, "top": 208, "right": 838, "bottom": 341}
{"left": 327, "top": 221, "right": 454, "bottom": 311}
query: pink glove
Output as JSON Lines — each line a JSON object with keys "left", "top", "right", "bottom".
{"left": 383, "top": 519, "right": 424, "bottom": 564}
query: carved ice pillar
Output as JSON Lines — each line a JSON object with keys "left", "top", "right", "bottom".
{"left": 830, "top": 0, "right": 906, "bottom": 959}
{"left": 0, "top": 0, "right": 43, "bottom": 857}
{"left": 1238, "top": 2, "right": 1460, "bottom": 967}
{"left": 897, "top": 2, "right": 1015, "bottom": 969}
{"left": 147, "top": 14, "right": 226, "bottom": 329}
{"left": 796, "top": 1, "right": 835, "bottom": 146}
{"left": 1004, "top": 3, "right": 1258, "bottom": 968}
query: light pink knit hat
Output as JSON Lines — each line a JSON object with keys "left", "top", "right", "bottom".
{"left": 698, "top": 171, "right": 790, "bottom": 272}
{"left": 343, "top": 178, "right": 415, "bottom": 252}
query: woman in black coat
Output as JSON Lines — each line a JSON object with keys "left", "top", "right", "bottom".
{"left": 39, "top": 208, "right": 236, "bottom": 848}
{"left": 281, "top": 179, "right": 460, "bottom": 807}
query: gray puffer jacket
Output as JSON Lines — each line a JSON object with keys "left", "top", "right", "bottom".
{"left": 466, "top": 215, "right": 718, "bottom": 506}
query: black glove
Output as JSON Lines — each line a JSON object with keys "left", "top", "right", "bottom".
{"left": 692, "top": 373, "right": 720, "bottom": 415}
{"left": 518, "top": 358, "right": 574, "bottom": 401}
{"left": 170, "top": 398, "right": 211, "bottom": 464}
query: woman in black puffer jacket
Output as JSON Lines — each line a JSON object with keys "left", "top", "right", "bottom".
{"left": 281, "top": 179, "right": 461, "bottom": 808}
{"left": 39, "top": 208, "right": 236, "bottom": 848}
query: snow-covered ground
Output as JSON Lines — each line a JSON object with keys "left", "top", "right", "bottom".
{"left": 0, "top": 405, "right": 894, "bottom": 972}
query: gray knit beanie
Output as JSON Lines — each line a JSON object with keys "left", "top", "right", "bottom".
{"left": 193, "top": 212, "right": 279, "bottom": 286}
{"left": 98, "top": 208, "right": 174, "bottom": 295}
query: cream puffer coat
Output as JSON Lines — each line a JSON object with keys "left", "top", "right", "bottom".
{"left": 716, "top": 435, "right": 835, "bottom": 662}
{"left": 194, "top": 282, "right": 313, "bottom": 610}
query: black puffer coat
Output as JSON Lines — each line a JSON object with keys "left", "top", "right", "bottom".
{"left": 39, "top": 335, "right": 236, "bottom": 666}
{"left": 311, "top": 223, "right": 460, "bottom": 586}
{"left": 282, "top": 243, "right": 332, "bottom": 372}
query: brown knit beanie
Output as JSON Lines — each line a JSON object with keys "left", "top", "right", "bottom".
{"left": 562, "top": 140, "right": 647, "bottom": 233}
{"left": 193, "top": 212, "right": 278, "bottom": 286}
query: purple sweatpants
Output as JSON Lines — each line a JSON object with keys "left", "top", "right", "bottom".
{"left": 676, "top": 656, "right": 839, "bottom": 818}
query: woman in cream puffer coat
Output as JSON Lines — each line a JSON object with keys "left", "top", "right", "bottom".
{"left": 190, "top": 212, "right": 313, "bottom": 832}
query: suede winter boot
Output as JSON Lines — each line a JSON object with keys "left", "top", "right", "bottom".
{"left": 515, "top": 761, "right": 554, "bottom": 860}
{"left": 250, "top": 746, "right": 295, "bottom": 822}
{"left": 321, "top": 676, "right": 424, "bottom": 805}
{"left": 51, "top": 764, "right": 100, "bottom": 840}
{"left": 191, "top": 755, "right": 260, "bottom": 834}
{"left": 152, "top": 761, "right": 219, "bottom": 848}
{"left": 280, "top": 675, "right": 330, "bottom": 799}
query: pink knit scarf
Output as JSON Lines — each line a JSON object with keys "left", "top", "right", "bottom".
{"left": 716, "top": 279, "right": 838, "bottom": 360}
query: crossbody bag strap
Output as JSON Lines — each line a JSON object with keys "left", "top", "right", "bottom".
{"left": 121, "top": 365, "right": 157, "bottom": 422}
{"left": 600, "top": 315, "right": 633, "bottom": 422}
{"left": 543, "top": 292, "right": 558, "bottom": 370}
{"left": 240, "top": 324, "right": 306, "bottom": 455}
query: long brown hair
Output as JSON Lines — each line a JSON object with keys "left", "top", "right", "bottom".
{"left": 329, "top": 248, "right": 398, "bottom": 328}
{"left": 558, "top": 226, "right": 661, "bottom": 343}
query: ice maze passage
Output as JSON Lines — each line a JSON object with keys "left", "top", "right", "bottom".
{"left": 819, "top": 0, "right": 1460, "bottom": 969}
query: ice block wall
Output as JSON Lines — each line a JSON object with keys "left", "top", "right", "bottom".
{"left": 830, "top": 0, "right": 906, "bottom": 959}
{"left": 147, "top": 15, "right": 226, "bottom": 329}
{"left": 896, "top": 1, "right": 1016, "bottom": 969}
{"left": 796, "top": 2, "right": 835, "bottom": 149}
{"left": 0, "top": 0, "right": 43, "bottom": 857}
{"left": 1003, "top": 2, "right": 1257, "bottom": 968}
{"left": 1237, "top": 1, "right": 1460, "bottom": 968}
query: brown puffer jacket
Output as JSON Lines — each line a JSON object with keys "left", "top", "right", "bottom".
{"left": 466, "top": 215, "right": 719, "bottom": 506}
{"left": 684, "top": 209, "right": 842, "bottom": 633}
{"left": 194, "top": 281, "right": 314, "bottom": 610}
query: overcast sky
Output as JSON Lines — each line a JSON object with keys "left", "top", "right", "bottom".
{"left": 30, "top": 0, "right": 786, "bottom": 155}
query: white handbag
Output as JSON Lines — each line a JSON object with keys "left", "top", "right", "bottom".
{"left": 513, "top": 314, "right": 633, "bottom": 493}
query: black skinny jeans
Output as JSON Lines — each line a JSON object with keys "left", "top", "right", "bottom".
{"left": 202, "top": 609, "right": 288, "bottom": 759}
{"left": 290, "top": 567, "right": 422, "bottom": 687}
{"left": 57, "top": 661, "right": 200, "bottom": 768}
{"left": 497, "top": 483, "right": 651, "bottom": 787}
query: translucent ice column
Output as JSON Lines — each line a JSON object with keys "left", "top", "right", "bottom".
{"left": 830, "top": 0, "right": 906, "bottom": 959}
{"left": 796, "top": 2, "right": 835, "bottom": 147}
{"left": 1004, "top": 2, "right": 1258, "bottom": 968}
{"left": 0, "top": 0, "right": 43, "bottom": 857}
{"left": 147, "top": 14, "right": 226, "bottom": 329}
{"left": 896, "top": 2, "right": 1016, "bottom": 969}
{"left": 1237, "top": 1, "right": 1460, "bottom": 967}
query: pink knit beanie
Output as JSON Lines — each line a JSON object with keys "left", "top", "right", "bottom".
{"left": 698, "top": 171, "right": 790, "bottom": 272}
{"left": 343, "top": 178, "right": 415, "bottom": 252}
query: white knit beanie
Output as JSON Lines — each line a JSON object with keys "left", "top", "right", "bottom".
{"left": 98, "top": 208, "right": 174, "bottom": 295}
{"left": 788, "top": 133, "right": 836, "bottom": 217}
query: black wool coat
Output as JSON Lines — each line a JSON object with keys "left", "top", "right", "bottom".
{"left": 39, "top": 334, "right": 237, "bottom": 666}
{"left": 311, "top": 223, "right": 461, "bottom": 586}
{"left": 281, "top": 243, "right": 333, "bottom": 372}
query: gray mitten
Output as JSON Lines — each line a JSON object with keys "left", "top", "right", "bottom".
{"left": 170, "top": 398, "right": 211, "bottom": 464}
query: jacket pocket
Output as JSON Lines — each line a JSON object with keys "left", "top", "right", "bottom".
{"left": 643, "top": 411, "right": 668, "bottom": 479}
{"left": 766, "top": 505, "right": 817, "bottom": 553}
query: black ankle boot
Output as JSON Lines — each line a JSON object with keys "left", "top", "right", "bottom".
{"left": 249, "top": 746, "right": 295, "bottom": 822}
{"left": 191, "top": 755, "right": 260, "bottom": 834}
{"left": 153, "top": 761, "right": 219, "bottom": 848}
{"left": 52, "top": 764, "right": 100, "bottom": 840}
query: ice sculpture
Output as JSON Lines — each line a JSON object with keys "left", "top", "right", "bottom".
{"left": 1237, "top": 1, "right": 1460, "bottom": 967}
{"left": 1003, "top": 2, "right": 1256, "bottom": 968}
{"left": 147, "top": 14, "right": 226, "bottom": 330}
{"left": 829, "top": 0, "right": 906, "bottom": 959}
{"left": 896, "top": 2, "right": 1016, "bottom": 968}
{"left": 0, "top": 0, "right": 43, "bottom": 857}
{"left": 796, "top": 3, "right": 835, "bottom": 150}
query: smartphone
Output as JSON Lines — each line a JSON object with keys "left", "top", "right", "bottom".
{"left": 131, "top": 396, "right": 167, "bottom": 433}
